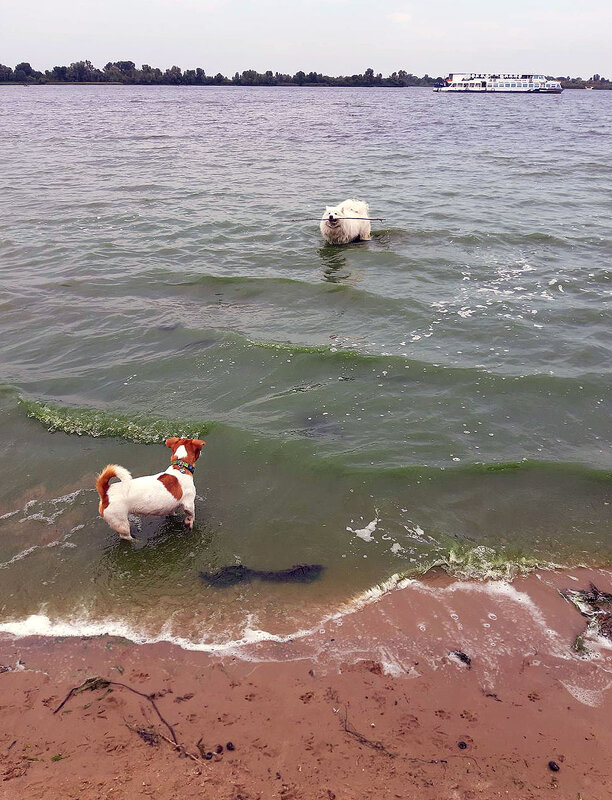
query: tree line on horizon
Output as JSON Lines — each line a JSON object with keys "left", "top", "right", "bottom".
{"left": 0, "top": 61, "right": 610, "bottom": 89}
{"left": 0, "top": 61, "right": 439, "bottom": 87}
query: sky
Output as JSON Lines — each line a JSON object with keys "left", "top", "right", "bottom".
{"left": 1, "top": 0, "right": 611, "bottom": 79}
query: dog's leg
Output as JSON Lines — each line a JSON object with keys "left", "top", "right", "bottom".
{"left": 182, "top": 499, "right": 195, "bottom": 530}
{"left": 104, "top": 513, "right": 136, "bottom": 541}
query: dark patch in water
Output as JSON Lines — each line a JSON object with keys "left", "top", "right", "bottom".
{"left": 298, "top": 413, "right": 343, "bottom": 439}
{"left": 290, "top": 383, "right": 324, "bottom": 393}
{"left": 177, "top": 338, "right": 218, "bottom": 351}
{"left": 199, "top": 563, "right": 324, "bottom": 588}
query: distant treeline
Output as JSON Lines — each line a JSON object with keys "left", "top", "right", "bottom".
{"left": 1, "top": 61, "right": 610, "bottom": 89}
{"left": 0, "top": 62, "right": 438, "bottom": 87}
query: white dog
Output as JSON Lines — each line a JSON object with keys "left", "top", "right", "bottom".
{"left": 320, "top": 199, "right": 371, "bottom": 245}
{"left": 96, "top": 437, "right": 205, "bottom": 540}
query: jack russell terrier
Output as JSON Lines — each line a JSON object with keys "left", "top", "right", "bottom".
{"left": 96, "top": 437, "right": 205, "bottom": 540}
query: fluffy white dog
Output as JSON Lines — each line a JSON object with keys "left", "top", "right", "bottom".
{"left": 320, "top": 199, "right": 371, "bottom": 245}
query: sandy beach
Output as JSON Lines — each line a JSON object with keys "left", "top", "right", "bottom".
{"left": 1, "top": 567, "right": 610, "bottom": 800}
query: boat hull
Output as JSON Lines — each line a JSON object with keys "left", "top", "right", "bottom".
{"left": 434, "top": 88, "right": 563, "bottom": 94}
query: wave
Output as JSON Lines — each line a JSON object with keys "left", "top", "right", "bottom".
{"left": 237, "top": 335, "right": 608, "bottom": 385}
{"left": 18, "top": 396, "right": 214, "bottom": 443}
{"left": 0, "top": 551, "right": 580, "bottom": 655}
{"left": 424, "top": 544, "right": 559, "bottom": 580}
{"left": 13, "top": 393, "right": 612, "bottom": 483}
{"left": 369, "top": 459, "right": 612, "bottom": 482}
{"left": 0, "top": 611, "right": 325, "bottom": 655}
{"left": 133, "top": 271, "right": 422, "bottom": 312}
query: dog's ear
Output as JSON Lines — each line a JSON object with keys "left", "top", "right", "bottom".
{"left": 189, "top": 439, "right": 205, "bottom": 461}
{"left": 340, "top": 206, "right": 345, "bottom": 215}
{"left": 165, "top": 437, "right": 180, "bottom": 450}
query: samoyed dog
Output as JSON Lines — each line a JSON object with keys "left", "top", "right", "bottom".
{"left": 320, "top": 199, "right": 371, "bottom": 245}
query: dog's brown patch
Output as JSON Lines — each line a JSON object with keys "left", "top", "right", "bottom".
{"left": 158, "top": 473, "right": 183, "bottom": 500}
{"left": 185, "top": 438, "right": 205, "bottom": 463}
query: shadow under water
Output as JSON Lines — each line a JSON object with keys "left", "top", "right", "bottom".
{"left": 199, "top": 563, "right": 324, "bottom": 588}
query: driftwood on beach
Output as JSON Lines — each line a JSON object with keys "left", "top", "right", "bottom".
{"left": 560, "top": 583, "right": 612, "bottom": 652}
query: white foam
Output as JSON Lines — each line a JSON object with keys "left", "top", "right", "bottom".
{"left": 351, "top": 573, "right": 414, "bottom": 606}
{"left": 379, "top": 647, "right": 415, "bottom": 677}
{"left": 403, "top": 523, "right": 430, "bottom": 544}
{"left": 559, "top": 681, "right": 610, "bottom": 708}
{"left": 17, "top": 490, "right": 85, "bottom": 526}
{"left": 414, "top": 577, "right": 550, "bottom": 628}
{"left": 0, "top": 545, "right": 40, "bottom": 569}
{"left": 0, "top": 611, "right": 325, "bottom": 656}
{"left": 347, "top": 513, "right": 380, "bottom": 542}
{"left": 0, "top": 520, "right": 86, "bottom": 569}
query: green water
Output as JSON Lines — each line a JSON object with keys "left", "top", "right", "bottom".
{"left": 0, "top": 85, "right": 610, "bottom": 644}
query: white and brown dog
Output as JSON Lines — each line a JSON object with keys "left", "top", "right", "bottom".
{"left": 96, "top": 437, "right": 205, "bottom": 540}
{"left": 320, "top": 199, "right": 372, "bottom": 245}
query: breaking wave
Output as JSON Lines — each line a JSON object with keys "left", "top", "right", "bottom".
{"left": 18, "top": 396, "right": 214, "bottom": 444}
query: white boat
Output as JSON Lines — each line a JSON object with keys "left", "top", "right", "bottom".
{"left": 434, "top": 73, "right": 563, "bottom": 93}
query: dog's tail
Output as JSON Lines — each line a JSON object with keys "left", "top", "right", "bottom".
{"left": 96, "top": 465, "right": 132, "bottom": 515}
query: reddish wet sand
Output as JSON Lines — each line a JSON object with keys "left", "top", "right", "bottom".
{"left": 1, "top": 568, "right": 611, "bottom": 800}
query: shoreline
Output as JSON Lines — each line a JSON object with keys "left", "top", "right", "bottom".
{"left": 1, "top": 567, "right": 610, "bottom": 798}
{"left": 0, "top": 560, "right": 609, "bottom": 654}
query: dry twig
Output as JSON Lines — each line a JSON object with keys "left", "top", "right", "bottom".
{"left": 340, "top": 706, "right": 397, "bottom": 758}
{"left": 54, "top": 676, "right": 178, "bottom": 744}
{"left": 124, "top": 720, "right": 201, "bottom": 768}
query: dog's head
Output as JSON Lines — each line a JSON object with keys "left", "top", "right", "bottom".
{"left": 322, "top": 205, "right": 345, "bottom": 227}
{"left": 165, "top": 437, "right": 206, "bottom": 464}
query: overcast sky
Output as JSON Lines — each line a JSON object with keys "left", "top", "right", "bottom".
{"left": 2, "top": 0, "right": 610, "bottom": 78}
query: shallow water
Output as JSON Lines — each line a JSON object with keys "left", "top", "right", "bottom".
{"left": 0, "top": 85, "right": 610, "bottom": 645}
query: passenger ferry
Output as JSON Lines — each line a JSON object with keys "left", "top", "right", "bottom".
{"left": 434, "top": 73, "right": 563, "bottom": 93}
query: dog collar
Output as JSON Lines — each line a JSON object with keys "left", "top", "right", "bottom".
{"left": 171, "top": 459, "right": 195, "bottom": 475}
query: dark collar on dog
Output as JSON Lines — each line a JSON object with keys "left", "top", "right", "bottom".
{"left": 171, "top": 459, "right": 195, "bottom": 475}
